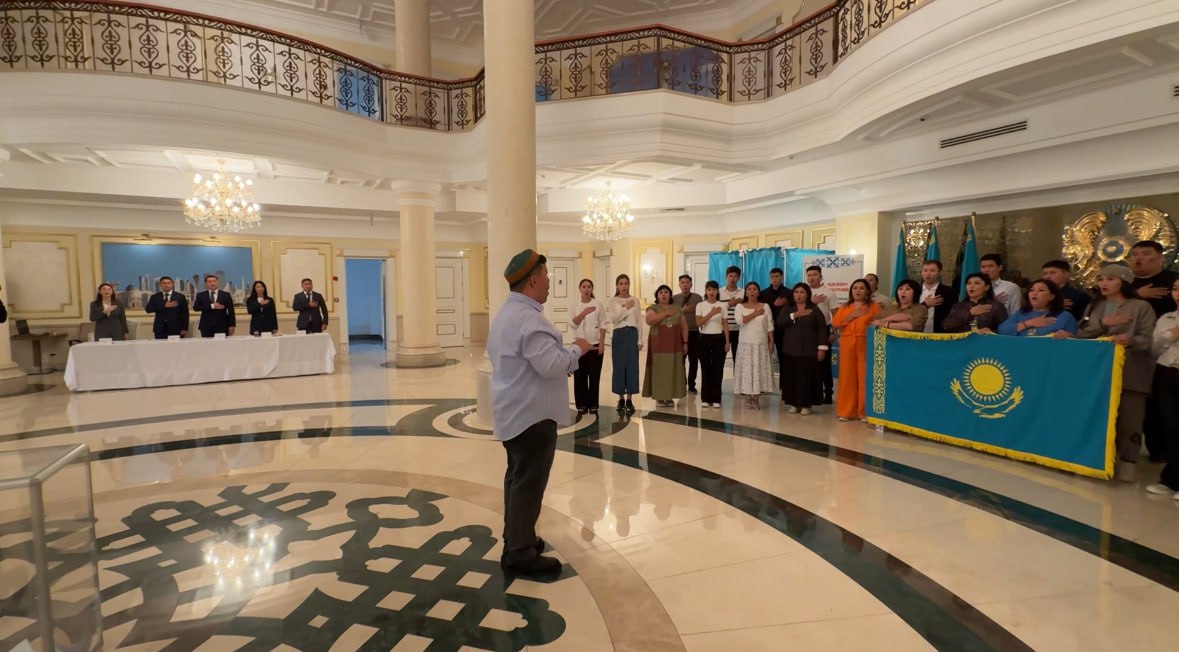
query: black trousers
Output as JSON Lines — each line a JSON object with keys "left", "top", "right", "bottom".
{"left": 502, "top": 420, "right": 557, "bottom": 562}
{"left": 1144, "top": 374, "right": 1166, "bottom": 459}
{"left": 1155, "top": 366, "right": 1179, "bottom": 488}
{"left": 729, "top": 329, "right": 740, "bottom": 363}
{"left": 814, "top": 328, "right": 833, "bottom": 402}
{"left": 774, "top": 328, "right": 787, "bottom": 395}
{"left": 698, "top": 333, "right": 726, "bottom": 404}
{"left": 783, "top": 355, "right": 818, "bottom": 409}
{"left": 684, "top": 330, "right": 701, "bottom": 390}
{"left": 573, "top": 350, "right": 604, "bottom": 409}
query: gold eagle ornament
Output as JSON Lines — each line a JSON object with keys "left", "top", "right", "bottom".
{"left": 1062, "top": 204, "right": 1176, "bottom": 287}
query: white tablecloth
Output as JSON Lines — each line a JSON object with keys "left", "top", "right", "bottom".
{"left": 64, "top": 334, "right": 336, "bottom": 391}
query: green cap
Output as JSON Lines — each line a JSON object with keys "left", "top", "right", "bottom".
{"left": 504, "top": 249, "right": 545, "bottom": 285}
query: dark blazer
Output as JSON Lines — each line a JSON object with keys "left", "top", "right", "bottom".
{"left": 0, "top": 298, "right": 6, "bottom": 324}
{"left": 89, "top": 301, "right": 128, "bottom": 341}
{"left": 776, "top": 304, "right": 829, "bottom": 357}
{"left": 193, "top": 289, "right": 236, "bottom": 337}
{"left": 922, "top": 283, "right": 956, "bottom": 333}
{"left": 942, "top": 299, "right": 1009, "bottom": 333}
{"left": 144, "top": 291, "right": 190, "bottom": 338}
{"left": 759, "top": 284, "right": 792, "bottom": 324}
{"left": 293, "top": 291, "right": 329, "bottom": 332}
{"left": 246, "top": 295, "right": 279, "bottom": 335}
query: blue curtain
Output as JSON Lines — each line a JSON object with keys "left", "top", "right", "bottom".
{"left": 742, "top": 247, "right": 783, "bottom": 291}
{"left": 784, "top": 248, "right": 836, "bottom": 287}
{"left": 708, "top": 252, "right": 741, "bottom": 287}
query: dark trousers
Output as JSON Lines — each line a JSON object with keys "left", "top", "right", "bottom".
{"left": 728, "top": 329, "right": 740, "bottom": 363}
{"left": 774, "top": 328, "right": 787, "bottom": 394}
{"left": 815, "top": 354, "right": 833, "bottom": 402}
{"left": 684, "top": 330, "right": 701, "bottom": 390}
{"left": 573, "top": 350, "right": 604, "bottom": 410}
{"left": 1154, "top": 366, "right": 1179, "bottom": 488}
{"left": 1145, "top": 376, "right": 1166, "bottom": 459}
{"left": 698, "top": 333, "right": 726, "bottom": 404}
{"left": 502, "top": 420, "right": 557, "bottom": 562}
{"left": 1116, "top": 391, "right": 1147, "bottom": 464}
{"left": 783, "top": 355, "right": 818, "bottom": 409}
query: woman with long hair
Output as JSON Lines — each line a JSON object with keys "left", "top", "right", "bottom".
{"left": 571, "top": 279, "right": 606, "bottom": 415}
{"left": 246, "top": 280, "right": 279, "bottom": 336}
{"left": 1147, "top": 278, "right": 1179, "bottom": 498}
{"left": 90, "top": 282, "right": 128, "bottom": 340}
{"left": 831, "top": 279, "right": 882, "bottom": 422}
{"left": 733, "top": 281, "right": 774, "bottom": 409}
{"left": 695, "top": 280, "right": 729, "bottom": 409}
{"left": 942, "top": 272, "right": 1009, "bottom": 333}
{"left": 642, "top": 284, "right": 688, "bottom": 408}
{"left": 872, "top": 279, "right": 928, "bottom": 331}
{"left": 1055, "top": 265, "right": 1155, "bottom": 482}
{"left": 998, "top": 279, "right": 1077, "bottom": 336}
{"left": 776, "top": 283, "right": 828, "bottom": 415}
{"left": 608, "top": 273, "right": 641, "bottom": 413}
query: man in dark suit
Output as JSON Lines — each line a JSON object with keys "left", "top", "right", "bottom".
{"left": 144, "top": 276, "right": 189, "bottom": 339}
{"left": 918, "top": 260, "right": 955, "bottom": 333}
{"left": 293, "top": 278, "right": 329, "bottom": 334}
{"left": 192, "top": 274, "right": 236, "bottom": 337}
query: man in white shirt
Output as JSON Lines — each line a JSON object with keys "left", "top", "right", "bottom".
{"left": 718, "top": 266, "right": 743, "bottom": 362}
{"left": 864, "top": 273, "right": 891, "bottom": 306}
{"left": 980, "top": 254, "right": 1022, "bottom": 317}
{"left": 806, "top": 265, "right": 837, "bottom": 404}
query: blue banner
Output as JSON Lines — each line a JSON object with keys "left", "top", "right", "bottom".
{"left": 866, "top": 328, "right": 1121, "bottom": 478}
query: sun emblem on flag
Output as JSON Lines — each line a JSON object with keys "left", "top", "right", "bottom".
{"left": 950, "top": 358, "right": 1022, "bottom": 419}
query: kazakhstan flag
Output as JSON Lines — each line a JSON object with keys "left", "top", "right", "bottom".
{"left": 925, "top": 221, "right": 940, "bottom": 263}
{"left": 866, "top": 328, "right": 1122, "bottom": 479}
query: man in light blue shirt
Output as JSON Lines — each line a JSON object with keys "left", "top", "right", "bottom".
{"left": 488, "top": 249, "right": 591, "bottom": 575}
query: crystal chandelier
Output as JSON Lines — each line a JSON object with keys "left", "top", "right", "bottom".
{"left": 183, "top": 160, "right": 262, "bottom": 233}
{"left": 582, "top": 183, "right": 634, "bottom": 241}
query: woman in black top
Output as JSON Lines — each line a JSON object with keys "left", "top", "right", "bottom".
{"left": 943, "top": 273, "right": 1009, "bottom": 333}
{"left": 246, "top": 281, "right": 279, "bottom": 335}
{"left": 776, "top": 283, "right": 829, "bottom": 414}
{"left": 89, "top": 282, "right": 128, "bottom": 340}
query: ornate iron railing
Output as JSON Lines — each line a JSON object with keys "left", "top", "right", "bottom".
{"left": 0, "top": 0, "right": 931, "bottom": 131}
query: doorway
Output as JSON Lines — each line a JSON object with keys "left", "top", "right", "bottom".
{"left": 345, "top": 258, "right": 387, "bottom": 350}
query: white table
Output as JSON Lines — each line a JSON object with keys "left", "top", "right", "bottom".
{"left": 63, "top": 334, "right": 336, "bottom": 391}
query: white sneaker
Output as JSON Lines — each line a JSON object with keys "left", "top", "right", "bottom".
{"left": 1145, "top": 483, "right": 1176, "bottom": 496}
{"left": 800, "top": 408, "right": 811, "bottom": 415}
{"left": 712, "top": 403, "right": 721, "bottom": 408}
{"left": 787, "top": 406, "right": 799, "bottom": 414}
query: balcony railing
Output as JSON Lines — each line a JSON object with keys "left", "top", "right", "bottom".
{"left": 0, "top": 0, "right": 932, "bottom": 131}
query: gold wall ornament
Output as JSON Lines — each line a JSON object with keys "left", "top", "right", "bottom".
{"left": 1062, "top": 204, "right": 1176, "bottom": 286}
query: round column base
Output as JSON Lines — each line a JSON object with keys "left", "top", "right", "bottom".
{"left": 394, "top": 345, "right": 448, "bottom": 368}
{"left": 0, "top": 364, "right": 29, "bottom": 397}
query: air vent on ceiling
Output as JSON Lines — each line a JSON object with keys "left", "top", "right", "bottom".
{"left": 940, "top": 120, "right": 1028, "bottom": 149}
{"left": 660, "top": 207, "right": 686, "bottom": 213}
{"left": 1173, "top": 84, "right": 1178, "bottom": 98}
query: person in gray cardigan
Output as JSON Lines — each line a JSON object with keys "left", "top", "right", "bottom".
{"left": 1055, "top": 265, "right": 1156, "bottom": 482}
{"left": 89, "top": 282, "right": 129, "bottom": 341}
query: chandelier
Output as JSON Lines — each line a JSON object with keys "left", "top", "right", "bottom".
{"left": 582, "top": 183, "right": 634, "bottom": 241}
{"left": 183, "top": 160, "right": 262, "bottom": 233}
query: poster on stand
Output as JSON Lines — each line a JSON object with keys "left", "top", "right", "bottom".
{"left": 802, "top": 254, "right": 864, "bottom": 302}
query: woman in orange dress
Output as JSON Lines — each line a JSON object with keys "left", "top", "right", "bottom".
{"left": 831, "top": 279, "right": 882, "bottom": 422}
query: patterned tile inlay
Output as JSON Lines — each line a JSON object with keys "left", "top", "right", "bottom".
{"left": 0, "top": 483, "right": 582, "bottom": 651}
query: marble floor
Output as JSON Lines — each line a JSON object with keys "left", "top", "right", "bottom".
{"left": 2, "top": 342, "right": 1179, "bottom": 651}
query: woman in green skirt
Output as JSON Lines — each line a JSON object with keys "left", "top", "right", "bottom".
{"left": 642, "top": 284, "right": 688, "bottom": 408}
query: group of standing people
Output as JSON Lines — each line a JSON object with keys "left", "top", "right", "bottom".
{"left": 88, "top": 275, "right": 330, "bottom": 340}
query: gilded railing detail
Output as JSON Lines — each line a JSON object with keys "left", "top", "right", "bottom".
{"left": 0, "top": 0, "right": 931, "bottom": 131}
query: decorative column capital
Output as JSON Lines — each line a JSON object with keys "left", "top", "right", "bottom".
{"left": 391, "top": 181, "right": 442, "bottom": 209}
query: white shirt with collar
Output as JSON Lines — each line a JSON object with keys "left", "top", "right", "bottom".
{"left": 991, "top": 278, "right": 1022, "bottom": 317}
{"left": 1153, "top": 311, "right": 1179, "bottom": 370}
{"left": 608, "top": 296, "right": 641, "bottom": 329}
{"left": 572, "top": 298, "right": 606, "bottom": 344}
{"left": 920, "top": 283, "right": 940, "bottom": 333}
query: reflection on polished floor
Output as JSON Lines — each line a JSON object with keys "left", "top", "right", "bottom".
{"left": 2, "top": 344, "right": 1179, "bottom": 651}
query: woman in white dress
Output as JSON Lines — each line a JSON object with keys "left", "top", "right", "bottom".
{"left": 733, "top": 281, "right": 775, "bottom": 409}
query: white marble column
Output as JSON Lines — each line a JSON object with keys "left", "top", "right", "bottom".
{"left": 395, "top": 0, "right": 432, "bottom": 77}
{"left": 475, "top": 0, "right": 539, "bottom": 424}
{"left": 394, "top": 181, "right": 447, "bottom": 368}
{"left": 0, "top": 149, "right": 29, "bottom": 396}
